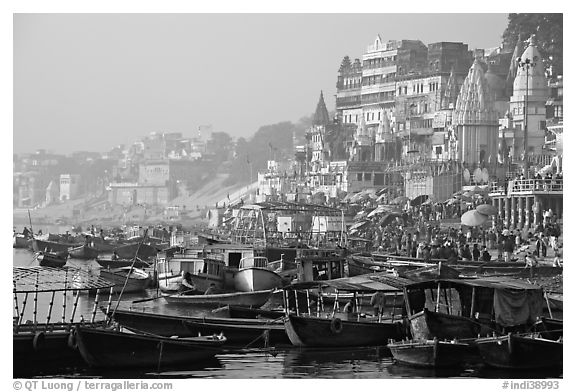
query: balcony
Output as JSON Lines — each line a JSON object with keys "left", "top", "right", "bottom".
{"left": 489, "top": 179, "right": 563, "bottom": 196}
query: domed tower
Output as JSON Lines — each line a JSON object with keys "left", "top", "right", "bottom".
{"left": 453, "top": 58, "right": 499, "bottom": 171}
{"left": 509, "top": 34, "right": 547, "bottom": 163}
{"left": 374, "top": 110, "right": 395, "bottom": 161}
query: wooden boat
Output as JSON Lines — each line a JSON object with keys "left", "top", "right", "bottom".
{"left": 163, "top": 289, "right": 274, "bottom": 308}
{"left": 109, "top": 308, "right": 279, "bottom": 338}
{"left": 475, "top": 333, "right": 562, "bottom": 369}
{"left": 399, "top": 262, "right": 461, "bottom": 282}
{"left": 37, "top": 251, "right": 68, "bottom": 268}
{"left": 545, "top": 292, "right": 563, "bottom": 311}
{"left": 403, "top": 277, "right": 546, "bottom": 341}
{"left": 530, "top": 318, "right": 563, "bottom": 341}
{"left": 99, "top": 267, "right": 150, "bottom": 293}
{"left": 68, "top": 244, "right": 99, "bottom": 259}
{"left": 388, "top": 339, "right": 478, "bottom": 368}
{"left": 284, "top": 314, "right": 405, "bottom": 347}
{"left": 30, "top": 239, "right": 72, "bottom": 253}
{"left": 347, "top": 254, "right": 399, "bottom": 276}
{"left": 183, "top": 318, "right": 290, "bottom": 346}
{"left": 211, "top": 305, "right": 284, "bottom": 320}
{"left": 95, "top": 257, "right": 151, "bottom": 269}
{"left": 234, "top": 256, "right": 284, "bottom": 292}
{"left": 113, "top": 243, "right": 158, "bottom": 260}
{"left": 13, "top": 266, "right": 114, "bottom": 377}
{"left": 13, "top": 234, "right": 30, "bottom": 248}
{"left": 157, "top": 254, "right": 225, "bottom": 294}
{"left": 74, "top": 326, "right": 226, "bottom": 369}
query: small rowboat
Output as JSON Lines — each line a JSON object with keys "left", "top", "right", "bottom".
{"left": 163, "top": 289, "right": 274, "bottom": 308}
{"left": 475, "top": 333, "right": 562, "bottom": 370}
{"left": 95, "top": 257, "right": 150, "bottom": 269}
{"left": 74, "top": 326, "right": 226, "bottom": 369}
{"left": 234, "top": 257, "right": 284, "bottom": 292}
{"left": 37, "top": 251, "right": 68, "bottom": 268}
{"left": 388, "top": 339, "right": 478, "bottom": 368}
{"left": 99, "top": 267, "right": 150, "bottom": 293}
{"left": 68, "top": 244, "right": 99, "bottom": 260}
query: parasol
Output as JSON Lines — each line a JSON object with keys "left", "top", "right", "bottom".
{"left": 391, "top": 196, "right": 409, "bottom": 205}
{"left": 410, "top": 194, "right": 429, "bottom": 207}
{"left": 378, "top": 212, "right": 402, "bottom": 227}
{"left": 460, "top": 210, "right": 489, "bottom": 227}
{"left": 349, "top": 220, "right": 371, "bottom": 232}
{"left": 476, "top": 204, "right": 497, "bottom": 216}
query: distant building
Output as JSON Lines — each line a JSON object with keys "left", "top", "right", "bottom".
{"left": 59, "top": 174, "right": 82, "bottom": 201}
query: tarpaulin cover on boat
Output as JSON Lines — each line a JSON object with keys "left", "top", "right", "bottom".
{"left": 493, "top": 288, "right": 544, "bottom": 327}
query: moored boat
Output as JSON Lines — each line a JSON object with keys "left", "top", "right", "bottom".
{"left": 114, "top": 242, "right": 158, "bottom": 260}
{"left": 234, "top": 256, "right": 284, "bottom": 292}
{"left": 183, "top": 318, "right": 290, "bottom": 346}
{"left": 284, "top": 314, "right": 404, "bottom": 347}
{"left": 74, "top": 326, "right": 226, "bottom": 369}
{"left": 388, "top": 338, "right": 478, "bottom": 368}
{"left": 403, "top": 277, "right": 545, "bottom": 340}
{"left": 37, "top": 251, "right": 68, "bottom": 268}
{"left": 68, "top": 244, "right": 99, "bottom": 260}
{"left": 99, "top": 267, "right": 150, "bottom": 293}
{"left": 530, "top": 317, "right": 562, "bottom": 341}
{"left": 95, "top": 257, "right": 151, "bottom": 269}
{"left": 30, "top": 239, "right": 72, "bottom": 253}
{"left": 475, "top": 333, "right": 562, "bottom": 370}
{"left": 13, "top": 234, "right": 30, "bottom": 248}
{"left": 163, "top": 289, "right": 274, "bottom": 308}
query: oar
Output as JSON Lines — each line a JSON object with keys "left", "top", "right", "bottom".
{"left": 131, "top": 289, "right": 196, "bottom": 304}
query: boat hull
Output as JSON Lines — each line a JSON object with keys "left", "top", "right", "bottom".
{"left": 388, "top": 339, "right": 478, "bottom": 368}
{"left": 37, "top": 253, "right": 67, "bottom": 268}
{"left": 234, "top": 268, "right": 283, "bottom": 292}
{"left": 163, "top": 289, "right": 274, "bottom": 308}
{"left": 183, "top": 319, "right": 290, "bottom": 346}
{"left": 158, "top": 273, "right": 224, "bottom": 294}
{"left": 96, "top": 258, "right": 151, "bottom": 269}
{"left": 31, "top": 239, "right": 72, "bottom": 253}
{"left": 475, "top": 334, "right": 563, "bottom": 369}
{"left": 13, "top": 236, "right": 30, "bottom": 249}
{"left": 284, "top": 314, "right": 405, "bottom": 348}
{"left": 114, "top": 243, "right": 158, "bottom": 260}
{"left": 409, "top": 308, "right": 481, "bottom": 340}
{"left": 531, "top": 318, "right": 563, "bottom": 341}
{"left": 69, "top": 245, "right": 99, "bottom": 260}
{"left": 74, "top": 327, "right": 223, "bottom": 368}
{"left": 99, "top": 269, "right": 150, "bottom": 293}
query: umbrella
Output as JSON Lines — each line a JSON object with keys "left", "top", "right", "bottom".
{"left": 460, "top": 210, "right": 488, "bottom": 227}
{"left": 410, "top": 194, "right": 429, "bottom": 207}
{"left": 349, "top": 220, "right": 370, "bottom": 231}
{"left": 354, "top": 210, "right": 369, "bottom": 221}
{"left": 392, "top": 196, "right": 409, "bottom": 205}
{"left": 376, "top": 187, "right": 388, "bottom": 196}
{"left": 444, "top": 198, "right": 459, "bottom": 205}
{"left": 367, "top": 205, "right": 387, "bottom": 218}
{"left": 378, "top": 212, "right": 402, "bottom": 227}
{"left": 476, "top": 204, "right": 497, "bottom": 216}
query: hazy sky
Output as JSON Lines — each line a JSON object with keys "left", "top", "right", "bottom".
{"left": 13, "top": 13, "right": 509, "bottom": 154}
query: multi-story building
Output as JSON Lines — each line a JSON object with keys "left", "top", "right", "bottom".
{"left": 59, "top": 174, "right": 82, "bottom": 201}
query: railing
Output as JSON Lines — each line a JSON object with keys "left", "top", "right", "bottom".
{"left": 490, "top": 179, "right": 563, "bottom": 194}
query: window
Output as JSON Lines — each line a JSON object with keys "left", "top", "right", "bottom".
{"left": 364, "top": 173, "right": 372, "bottom": 181}
{"left": 539, "top": 121, "right": 547, "bottom": 130}
{"left": 356, "top": 173, "right": 362, "bottom": 181}
{"left": 374, "top": 173, "right": 384, "bottom": 185}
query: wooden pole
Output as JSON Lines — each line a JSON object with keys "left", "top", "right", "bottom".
{"left": 33, "top": 271, "right": 39, "bottom": 330}
{"left": 69, "top": 290, "right": 80, "bottom": 324}
{"left": 435, "top": 282, "right": 441, "bottom": 312}
{"left": 544, "top": 291, "right": 553, "bottom": 319}
{"left": 13, "top": 281, "right": 20, "bottom": 327}
{"left": 306, "top": 289, "right": 311, "bottom": 315}
{"left": 354, "top": 292, "right": 360, "bottom": 322}
{"left": 105, "top": 287, "right": 114, "bottom": 323}
{"left": 332, "top": 290, "right": 339, "bottom": 318}
{"left": 391, "top": 292, "right": 397, "bottom": 322}
{"left": 294, "top": 290, "right": 299, "bottom": 316}
{"left": 91, "top": 289, "right": 100, "bottom": 323}
{"left": 469, "top": 287, "right": 476, "bottom": 318}
{"left": 62, "top": 269, "right": 68, "bottom": 323}
{"left": 45, "top": 291, "right": 56, "bottom": 330}
{"left": 19, "top": 293, "right": 29, "bottom": 325}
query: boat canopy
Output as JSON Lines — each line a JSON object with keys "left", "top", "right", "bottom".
{"left": 13, "top": 266, "right": 115, "bottom": 293}
{"left": 286, "top": 273, "right": 409, "bottom": 292}
{"left": 404, "top": 277, "right": 544, "bottom": 327}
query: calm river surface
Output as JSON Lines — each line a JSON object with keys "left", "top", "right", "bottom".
{"left": 13, "top": 249, "right": 562, "bottom": 379}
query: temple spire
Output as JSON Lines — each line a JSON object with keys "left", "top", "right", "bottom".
{"left": 312, "top": 91, "right": 331, "bottom": 126}
{"left": 505, "top": 33, "right": 524, "bottom": 97}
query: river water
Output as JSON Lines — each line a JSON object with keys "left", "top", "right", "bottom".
{"left": 13, "top": 249, "right": 562, "bottom": 379}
